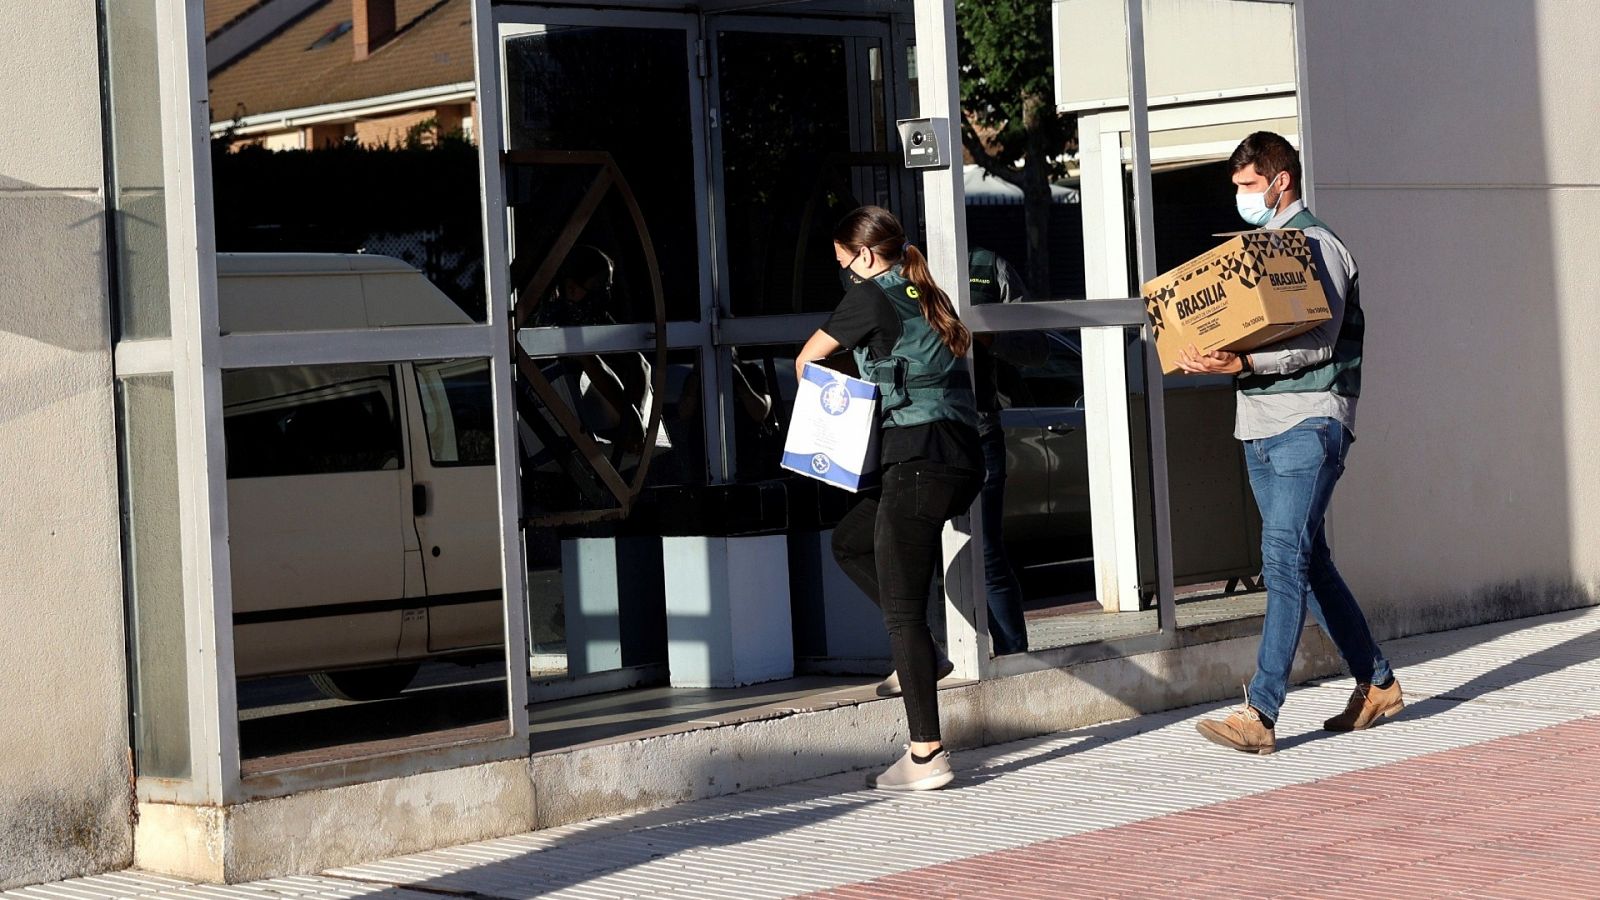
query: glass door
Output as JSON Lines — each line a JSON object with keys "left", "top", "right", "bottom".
{"left": 496, "top": 9, "right": 714, "bottom": 703}
{"left": 706, "top": 13, "right": 914, "bottom": 484}
{"left": 704, "top": 11, "right": 923, "bottom": 671}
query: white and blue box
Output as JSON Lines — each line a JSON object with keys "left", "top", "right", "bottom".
{"left": 781, "top": 363, "right": 880, "bottom": 492}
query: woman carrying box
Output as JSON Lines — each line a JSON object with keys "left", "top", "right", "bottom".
{"left": 795, "top": 205, "right": 983, "bottom": 792}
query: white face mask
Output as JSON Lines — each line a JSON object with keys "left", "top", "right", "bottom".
{"left": 1236, "top": 176, "right": 1285, "bottom": 227}
{"left": 1236, "top": 191, "right": 1273, "bottom": 227}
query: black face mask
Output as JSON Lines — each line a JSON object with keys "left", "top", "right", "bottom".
{"left": 839, "top": 262, "right": 865, "bottom": 291}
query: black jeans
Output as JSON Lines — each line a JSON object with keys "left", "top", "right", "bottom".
{"left": 832, "top": 459, "right": 983, "bottom": 742}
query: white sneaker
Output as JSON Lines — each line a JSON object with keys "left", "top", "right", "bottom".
{"left": 868, "top": 746, "right": 954, "bottom": 792}
{"left": 875, "top": 657, "right": 956, "bottom": 698}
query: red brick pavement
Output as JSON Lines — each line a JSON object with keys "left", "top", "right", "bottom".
{"left": 805, "top": 716, "right": 1600, "bottom": 899}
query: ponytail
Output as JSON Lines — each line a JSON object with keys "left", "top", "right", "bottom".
{"left": 833, "top": 205, "right": 971, "bottom": 358}
{"left": 900, "top": 244, "right": 971, "bottom": 357}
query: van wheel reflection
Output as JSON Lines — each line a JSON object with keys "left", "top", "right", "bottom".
{"left": 308, "top": 662, "right": 422, "bottom": 702}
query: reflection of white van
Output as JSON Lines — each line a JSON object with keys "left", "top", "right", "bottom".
{"left": 219, "top": 254, "right": 502, "bottom": 700}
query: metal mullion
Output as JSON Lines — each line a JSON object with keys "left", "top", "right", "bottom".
{"left": 701, "top": 20, "right": 737, "bottom": 484}
{"left": 154, "top": 0, "right": 239, "bottom": 805}
{"left": 912, "top": 0, "right": 988, "bottom": 683}
{"left": 680, "top": 15, "right": 724, "bottom": 485}
{"left": 703, "top": 21, "right": 733, "bottom": 326}
{"left": 516, "top": 324, "right": 660, "bottom": 356}
{"left": 888, "top": 11, "right": 918, "bottom": 216}
{"left": 962, "top": 298, "right": 1147, "bottom": 333}
{"left": 473, "top": 0, "right": 531, "bottom": 746}
{"left": 1124, "top": 0, "right": 1177, "bottom": 642}
{"left": 217, "top": 325, "right": 497, "bottom": 369}
{"left": 1293, "top": 0, "right": 1315, "bottom": 209}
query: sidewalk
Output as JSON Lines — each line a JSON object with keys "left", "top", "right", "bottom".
{"left": 14, "top": 606, "right": 1600, "bottom": 899}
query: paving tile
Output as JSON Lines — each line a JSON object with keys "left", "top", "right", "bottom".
{"left": 17, "top": 609, "right": 1600, "bottom": 899}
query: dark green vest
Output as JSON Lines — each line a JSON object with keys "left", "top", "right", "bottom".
{"left": 1239, "top": 209, "right": 1363, "bottom": 398}
{"left": 853, "top": 269, "right": 979, "bottom": 429}
{"left": 968, "top": 247, "right": 1001, "bottom": 306}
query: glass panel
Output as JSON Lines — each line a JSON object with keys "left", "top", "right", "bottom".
{"left": 504, "top": 24, "right": 700, "bottom": 322}
{"left": 523, "top": 348, "right": 703, "bottom": 683}
{"left": 226, "top": 360, "right": 510, "bottom": 768}
{"left": 511, "top": 8, "right": 910, "bottom": 749}
{"left": 976, "top": 327, "right": 1160, "bottom": 651}
{"left": 206, "top": 0, "right": 486, "bottom": 327}
{"left": 965, "top": 0, "right": 1132, "bottom": 301}
{"left": 725, "top": 345, "right": 799, "bottom": 484}
{"left": 998, "top": 0, "right": 1139, "bottom": 301}
{"left": 958, "top": 2, "right": 1156, "bottom": 653}
{"left": 223, "top": 365, "right": 404, "bottom": 479}
{"left": 103, "top": 0, "right": 170, "bottom": 339}
{"left": 717, "top": 31, "right": 897, "bottom": 317}
{"left": 504, "top": 168, "right": 678, "bottom": 328}
{"left": 1143, "top": 0, "right": 1301, "bottom": 627}
{"left": 416, "top": 360, "right": 496, "bottom": 467}
{"left": 1142, "top": 0, "right": 1296, "bottom": 104}
{"left": 119, "top": 376, "right": 190, "bottom": 778}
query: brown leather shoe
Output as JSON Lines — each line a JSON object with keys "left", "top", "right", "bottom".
{"left": 1324, "top": 678, "right": 1404, "bottom": 732}
{"left": 1196, "top": 688, "right": 1276, "bottom": 755}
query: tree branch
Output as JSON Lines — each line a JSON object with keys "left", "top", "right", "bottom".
{"left": 961, "top": 126, "right": 1025, "bottom": 188}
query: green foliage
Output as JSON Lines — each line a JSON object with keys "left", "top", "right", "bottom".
{"left": 956, "top": 0, "right": 1073, "bottom": 177}
{"left": 402, "top": 116, "right": 472, "bottom": 150}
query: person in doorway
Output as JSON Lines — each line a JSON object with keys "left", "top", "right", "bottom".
{"left": 1180, "top": 132, "right": 1400, "bottom": 754}
{"left": 797, "top": 206, "right": 983, "bottom": 791}
{"left": 528, "top": 245, "right": 659, "bottom": 458}
{"left": 969, "top": 248, "right": 1047, "bottom": 656}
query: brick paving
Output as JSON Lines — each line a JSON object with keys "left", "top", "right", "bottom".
{"left": 12, "top": 607, "right": 1600, "bottom": 899}
{"left": 805, "top": 715, "right": 1600, "bottom": 899}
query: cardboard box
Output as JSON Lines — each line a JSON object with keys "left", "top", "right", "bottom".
{"left": 781, "top": 363, "right": 880, "bottom": 492}
{"left": 1142, "top": 229, "right": 1333, "bottom": 375}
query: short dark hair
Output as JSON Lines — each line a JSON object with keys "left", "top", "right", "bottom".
{"left": 558, "top": 244, "right": 614, "bottom": 289}
{"left": 1229, "top": 131, "right": 1301, "bottom": 192}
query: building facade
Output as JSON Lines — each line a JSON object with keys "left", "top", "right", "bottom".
{"left": 2, "top": 0, "right": 1597, "bottom": 887}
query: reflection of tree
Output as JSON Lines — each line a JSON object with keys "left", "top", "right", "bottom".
{"left": 718, "top": 34, "right": 858, "bottom": 315}
{"left": 958, "top": 0, "right": 1075, "bottom": 297}
{"left": 211, "top": 136, "right": 486, "bottom": 320}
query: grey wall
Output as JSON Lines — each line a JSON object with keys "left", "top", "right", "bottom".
{"left": 0, "top": 3, "right": 135, "bottom": 887}
{"left": 1054, "top": 0, "right": 1295, "bottom": 112}
{"left": 1304, "top": 0, "right": 1600, "bottom": 634}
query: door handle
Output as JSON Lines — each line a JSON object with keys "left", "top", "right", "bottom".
{"left": 412, "top": 483, "right": 429, "bottom": 516}
{"left": 1046, "top": 422, "right": 1077, "bottom": 434}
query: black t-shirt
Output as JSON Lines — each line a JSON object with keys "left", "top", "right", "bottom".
{"left": 822, "top": 280, "right": 981, "bottom": 471}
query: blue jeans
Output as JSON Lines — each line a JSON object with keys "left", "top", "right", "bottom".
{"left": 979, "top": 427, "right": 1029, "bottom": 655}
{"left": 1245, "top": 417, "right": 1391, "bottom": 722}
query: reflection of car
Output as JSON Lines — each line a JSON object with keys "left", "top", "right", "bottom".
{"left": 995, "top": 329, "right": 1258, "bottom": 593}
{"left": 220, "top": 254, "right": 503, "bottom": 701}
{"left": 996, "top": 330, "right": 1092, "bottom": 565}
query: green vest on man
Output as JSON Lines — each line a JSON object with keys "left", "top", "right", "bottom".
{"left": 1238, "top": 208, "right": 1364, "bottom": 399}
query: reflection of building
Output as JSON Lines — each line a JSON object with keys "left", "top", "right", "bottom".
{"left": 208, "top": 0, "right": 476, "bottom": 149}
{"left": 8, "top": 0, "right": 1600, "bottom": 889}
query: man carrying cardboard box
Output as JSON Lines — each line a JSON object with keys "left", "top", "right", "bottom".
{"left": 1180, "top": 132, "right": 1402, "bottom": 755}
